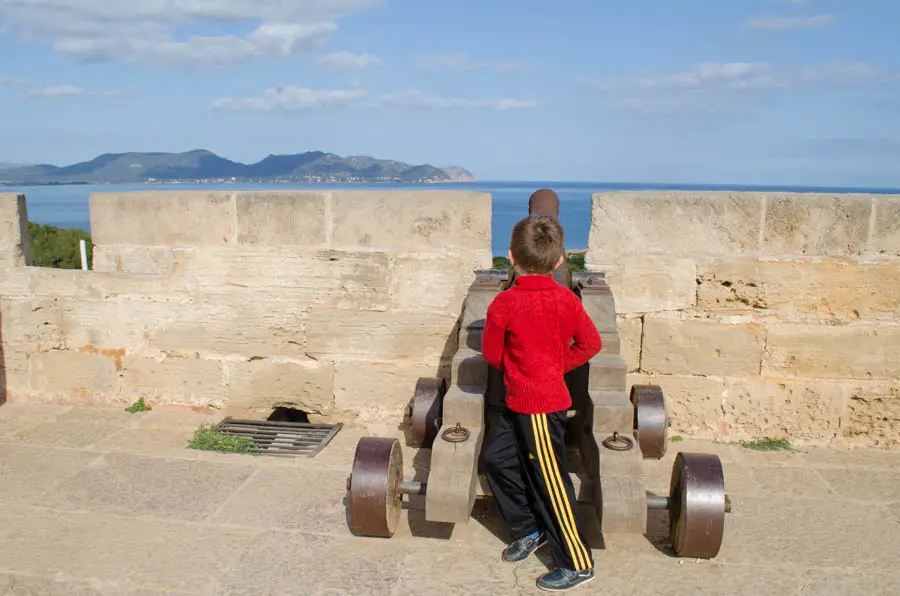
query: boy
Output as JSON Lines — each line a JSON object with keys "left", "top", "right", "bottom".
{"left": 481, "top": 214, "right": 602, "bottom": 592}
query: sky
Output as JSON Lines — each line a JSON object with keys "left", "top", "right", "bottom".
{"left": 0, "top": 0, "right": 899, "bottom": 186}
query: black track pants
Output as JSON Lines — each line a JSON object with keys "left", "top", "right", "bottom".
{"left": 482, "top": 408, "right": 594, "bottom": 571}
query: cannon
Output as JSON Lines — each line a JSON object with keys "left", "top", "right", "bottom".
{"left": 346, "top": 269, "right": 731, "bottom": 559}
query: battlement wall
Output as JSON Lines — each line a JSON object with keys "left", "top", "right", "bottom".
{"left": 0, "top": 191, "right": 492, "bottom": 423}
{"left": 586, "top": 191, "right": 900, "bottom": 446}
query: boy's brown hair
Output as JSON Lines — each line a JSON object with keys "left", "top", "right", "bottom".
{"left": 509, "top": 215, "right": 565, "bottom": 275}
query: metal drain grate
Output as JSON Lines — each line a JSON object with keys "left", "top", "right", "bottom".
{"left": 214, "top": 418, "right": 343, "bottom": 458}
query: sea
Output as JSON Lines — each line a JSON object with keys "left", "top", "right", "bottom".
{"left": 8, "top": 180, "right": 900, "bottom": 256}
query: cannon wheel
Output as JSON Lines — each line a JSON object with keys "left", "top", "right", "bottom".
{"left": 669, "top": 452, "right": 726, "bottom": 559}
{"left": 410, "top": 377, "right": 447, "bottom": 448}
{"left": 347, "top": 437, "right": 403, "bottom": 538}
{"left": 632, "top": 384, "right": 668, "bottom": 459}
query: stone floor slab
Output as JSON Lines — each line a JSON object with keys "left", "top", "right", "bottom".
{"left": 628, "top": 561, "right": 802, "bottom": 596}
{"left": 36, "top": 452, "right": 256, "bottom": 521}
{"left": 210, "top": 532, "right": 406, "bottom": 596}
{"left": 0, "top": 505, "right": 160, "bottom": 581}
{"left": 126, "top": 524, "right": 258, "bottom": 595}
{"left": 210, "top": 468, "right": 348, "bottom": 534}
{"left": 816, "top": 468, "right": 900, "bottom": 503}
{"left": 722, "top": 465, "right": 834, "bottom": 500}
{"left": 716, "top": 495, "right": 900, "bottom": 570}
{"left": 798, "top": 568, "right": 900, "bottom": 596}
{"left": 0, "top": 444, "right": 99, "bottom": 502}
{"left": 10, "top": 420, "right": 125, "bottom": 449}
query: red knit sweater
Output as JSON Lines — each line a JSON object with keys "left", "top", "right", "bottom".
{"left": 482, "top": 274, "right": 602, "bottom": 414}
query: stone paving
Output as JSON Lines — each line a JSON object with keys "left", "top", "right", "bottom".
{"left": 1, "top": 402, "right": 899, "bottom": 596}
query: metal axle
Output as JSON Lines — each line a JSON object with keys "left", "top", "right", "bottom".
{"left": 647, "top": 492, "right": 733, "bottom": 514}
{"left": 399, "top": 480, "right": 426, "bottom": 495}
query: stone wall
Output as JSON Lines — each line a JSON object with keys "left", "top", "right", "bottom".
{"left": 0, "top": 191, "right": 492, "bottom": 424}
{"left": 586, "top": 191, "right": 900, "bottom": 447}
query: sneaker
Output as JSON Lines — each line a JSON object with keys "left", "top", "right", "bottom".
{"left": 501, "top": 531, "right": 547, "bottom": 563}
{"left": 536, "top": 567, "right": 595, "bottom": 592}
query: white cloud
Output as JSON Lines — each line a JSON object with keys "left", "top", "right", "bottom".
{"left": 418, "top": 52, "right": 536, "bottom": 73}
{"left": 212, "top": 86, "right": 370, "bottom": 111}
{"left": 743, "top": 14, "right": 836, "bottom": 30}
{"left": 212, "top": 86, "right": 539, "bottom": 112}
{"left": 0, "top": 76, "right": 121, "bottom": 98}
{"left": 577, "top": 61, "right": 898, "bottom": 114}
{"left": 381, "top": 89, "right": 538, "bottom": 110}
{"left": 315, "top": 51, "right": 383, "bottom": 70}
{"left": 22, "top": 85, "right": 122, "bottom": 98}
{"left": 0, "top": 0, "right": 382, "bottom": 67}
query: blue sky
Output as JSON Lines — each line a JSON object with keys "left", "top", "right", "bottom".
{"left": 0, "top": 0, "right": 898, "bottom": 186}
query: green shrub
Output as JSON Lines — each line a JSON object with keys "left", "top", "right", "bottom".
{"left": 491, "top": 251, "right": 586, "bottom": 273}
{"left": 28, "top": 222, "right": 93, "bottom": 269}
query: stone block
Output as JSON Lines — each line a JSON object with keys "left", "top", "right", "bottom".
{"left": 28, "top": 350, "right": 119, "bottom": 402}
{"left": 0, "top": 193, "right": 31, "bottom": 267}
{"left": 763, "top": 194, "right": 872, "bottom": 257}
{"left": 0, "top": 297, "right": 65, "bottom": 351}
{"left": 192, "top": 248, "right": 391, "bottom": 310}
{"left": 460, "top": 286, "right": 502, "bottom": 331}
{"left": 587, "top": 256, "right": 697, "bottom": 314}
{"left": 333, "top": 361, "right": 446, "bottom": 424}
{"left": 581, "top": 287, "right": 617, "bottom": 332}
{"left": 90, "top": 191, "right": 234, "bottom": 246}
{"left": 0, "top": 345, "right": 29, "bottom": 398}
{"left": 617, "top": 316, "right": 642, "bottom": 371}
{"left": 842, "top": 381, "right": 900, "bottom": 445}
{"left": 627, "top": 373, "right": 724, "bottom": 437}
{"left": 642, "top": 317, "right": 766, "bottom": 377}
{"left": 723, "top": 377, "right": 845, "bottom": 442}
{"left": 305, "top": 308, "right": 459, "bottom": 362}
{"left": 147, "top": 297, "right": 307, "bottom": 359}
{"left": 120, "top": 354, "right": 225, "bottom": 407}
{"left": 763, "top": 323, "right": 900, "bottom": 380}
{"left": 389, "top": 251, "right": 490, "bottom": 313}
{"left": 870, "top": 196, "right": 900, "bottom": 256}
{"left": 587, "top": 191, "right": 763, "bottom": 258}
{"left": 91, "top": 245, "right": 176, "bottom": 275}
{"left": 330, "top": 191, "right": 492, "bottom": 250}
{"left": 452, "top": 348, "right": 487, "bottom": 386}
{"left": 60, "top": 298, "right": 181, "bottom": 352}
{"left": 587, "top": 355, "right": 627, "bottom": 392}
{"left": 225, "top": 359, "right": 334, "bottom": 415}
{"left": 235, "top": 191, "right": 327, "bottom": 246}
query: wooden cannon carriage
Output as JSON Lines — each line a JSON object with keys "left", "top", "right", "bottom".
{"left": 345, "top": 269, "right": 731, "bottom": 559}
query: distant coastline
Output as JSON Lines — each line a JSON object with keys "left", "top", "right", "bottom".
{"left": 0, "top": 149, "right": 476, "bottom": 186}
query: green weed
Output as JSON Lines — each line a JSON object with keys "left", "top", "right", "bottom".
{"left": 124, "top": 397, "right": 152, "bottom": 414}
{"left": 188, "top": 424, "right": 259, "bottom": 454}
{"left": 738, "top": 437, "right": 793, "bottom": 452}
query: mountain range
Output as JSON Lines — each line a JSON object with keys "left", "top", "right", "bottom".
{"left": 0, "top": 150, "right": 475, "bottom": 185}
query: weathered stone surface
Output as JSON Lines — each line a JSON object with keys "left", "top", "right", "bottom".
{"left": 698, "top": 258, "right": 900, "bottom": 319}
{"left": 763, "top": 323, "right": 900, "bottom": 379}
{"left": 581, "top": 286, "right": 617, "bottom": 331}
{"left": 148, "top": 297, "right": 307, "bottom": 359}
{"left": 37, "top": 452, "right": 256, "bottom": 521}
{"left": 120, "top": 354, "right": 225, "bottom": 407}
{"left": 90, "top": 191, "right": 234, "bottom": 246}
{"left": 763, "top": 194, "right": 872, "bottom": 256}
{"left": 91, "top": 245, "right": 176, "bottom": 275}
{"left": 617, "top": 316, "right": 642, "bottom": 371}
{"left": 585, "top": 256, "right": 697, "bottom": 314}
{"left": 0, "top": 193, "right": 31, "bottom": 268}
{"left": 0, "top": 444, "right": 98, "bottom": 500}
{"left": 841, "top": 381, "right": 900, "bottom": 445}
{"left": 0, "top": 345, "right": 29, "bottom": 399}
{"left": 333, "top": 361, "right": 446, "bottom": 424}
{"left": 225, "top": 359, "right": 334, "bottom": 415}
{"left": 305, "top": 308, "right": 459, "bottom": 362}
{"left": 235, "top": 191, "right": 326, "bottom": 246}
{"left": 330, "top": 191, "right": 491, "bottom": 250}
{"left": 627, "top": 373, "right": 724, "bottom": 437}
{"left": 587, "top": 191, "right": 763, "bottom": 257}
{"left": 60, "top": 298, "right": 180, "bottom": 352}
{"left": 192, "top": 248, "right": 391, "bottom": 309}
{"left": 28, "top": 351, "right": 119, "bottom": 401}
{"left": 389, "top": 251, "right": 490, "bottom": 313}
{"left": 0, "top": 297, "right": 64, "bottom": 350}
{"left": 642, "top": 317, "right": 766, "bottom": 377}
{"left": 870, "top": 196, "right": 900, "bottom": 256}
{"left": 723, "top": 377, "right": 845, "bottom": 442}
